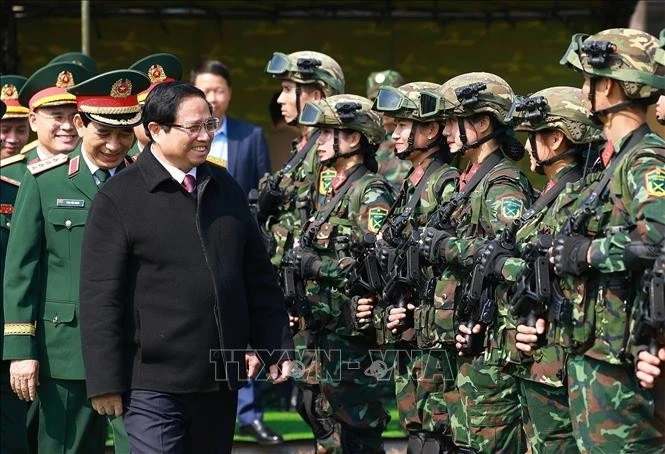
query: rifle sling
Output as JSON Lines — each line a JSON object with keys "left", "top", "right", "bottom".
{"left": 387, "top": 158, "right": 445, "bottom": 222}
{"left": 520, "top": 166, "right": 583, "bottom": 223}
{"left": 450, "top": 149, "right": 503, "bottom": 208}
{"left": 282, "top": 128, "right": 321, "bottom": 174}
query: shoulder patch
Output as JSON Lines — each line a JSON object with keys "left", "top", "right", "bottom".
{"left": 645, "top": 168, "right": 665, "bottom": 197}
{"left": 206, "top": 155, "right": 227, "bottom": 168}
{"left": 20, "top": 140, "right": 38, "bottom": 155}
{"left": 0, "top": 175, "right": 20, "bottom": 187}
{"left": 500, "top": 196, "right": 524, "bottom": 220}
{"left": 28, "top": 153, "right": 68, "bottom": 175}
{"left": 68, "top": 155, "right": 80, "bottom": 177}
{"left": 0, "top": 153, "right": 25, "bottom": 168}
{"left": 319, "top": 168, "right": 336, "bottom": 195}
{"left": 368, "top": 207, "right": 388, "bottom": 233}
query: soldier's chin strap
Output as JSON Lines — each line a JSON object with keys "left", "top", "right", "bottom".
{"left": 455, "top": 116, "right": 504, "bottom": 155}
{"left": 528, "top": 133, "right": 579, "bottom": 175}
{"left": 320, "top": 129, "right": 364, "bottom": 167}
{"left": 587, "top": 77, "right": 637, "bottom": 125}
{"left": 395, "top": 124, "right": 441, "bottom": 160}
{"left": 287, "top": 84, "right": 303, "bottom": 126}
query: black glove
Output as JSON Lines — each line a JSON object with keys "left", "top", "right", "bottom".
{"left": 623, "top": 241, "right": 661, "bottom": 271}
{"left": 551, "top": 234, "right": 591, "bottom": 276}
{"left": 294, "top": 246, "right": 321, "bottom": 279}
{"left": 375, "top": 238, "right": 397, "bottom": 272}
{"left": 419, "top": 226, "right": 452, "bottom": 264}
{"left": 477, "top": 239, "right": 514, "bottom": 280}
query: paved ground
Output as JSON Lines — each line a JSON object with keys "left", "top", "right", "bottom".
{"left": 231, "top": 439, "right": 407, "bottom": 453}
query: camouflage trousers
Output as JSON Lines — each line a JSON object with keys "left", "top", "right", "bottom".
{"left": 515, "top": 378, "right": 576, "bottom": 454}
{"left": 319, "top": 332, "right": 393, "bottom": 454}
{"left": 394, "top": 345, "right": 457, "bottom": 435}
{"left": 456, "top": 357, "right": 525, "bottom": 453}
{"left": 567, "top": 355, "right": 665, "bottom": 453}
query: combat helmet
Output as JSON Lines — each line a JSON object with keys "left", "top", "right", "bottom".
{"left": 366, "top": 69, "right": 405, "bottom": 101}
{"left": 265, "top": 50, "right": 344, "bottom": 97}
{"left": 299, "top": 94, "right": 384, "bottom": 168}
{"left": 560, "top": 28, "right": 665, "bottom": 120}
{"left": 373, "top": 81, "right": 445, "bottom": 159}
{"left": 420, "top": 72, "right": 518, "bottom": 155}
{"left": 509, "top": 86, "right": 603, "bottom": 173}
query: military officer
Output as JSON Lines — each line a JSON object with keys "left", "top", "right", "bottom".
{"left": 366, "top": 69, "right": 411, "bottom": 191}
{"left": 366, "top": 81, "right": 460, "bottom": 453}
{"left": 546, "top": 28, "right": 665, "bottom": 451}
{"left": 1, "top": 75, "right": 30, "bottom": 160}
{"left": 294, "top": 94, "right": 395, "bottom": 453}
{"left": 18, "top": 62, "right": 91, "bottom": 166}
{"left": 1, "top": 94, "right": 31, "bottom": 454}
{"left": 3, "top": 69, "right": 149, "bottom": 454}
{"left": 128, "top": 52, "right": 183, "bottom": 158}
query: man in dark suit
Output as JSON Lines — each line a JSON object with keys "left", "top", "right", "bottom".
{"left": 79, "top": 81, "right": 293, "bottom": 454}
{"left": 191, "top": 60, "right": 271, "bottom": 194}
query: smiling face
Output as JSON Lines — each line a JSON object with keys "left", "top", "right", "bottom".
{"left": 1, "top": 117, "right": 30, "bottom": 158}
{"left": 148, "top": 95, "right": 214, "bottom": 172}
{"left": 29, "top": 104, "right": 80, "bottom": 155}
{"left": 74, "top": 115, "right": 135, "bottom": 169}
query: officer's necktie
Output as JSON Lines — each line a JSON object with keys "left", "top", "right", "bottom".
{"left": 94, "top": 169, "right": 110, "bottom": 188}
{"left": 182, "top": 174, "right": 196, "bottom": 197}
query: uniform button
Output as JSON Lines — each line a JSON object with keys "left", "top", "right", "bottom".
{"left": 442, "top": 293, "right": 447, "bottom": 300}
{"left": 52, "top": 315, "right": 59, "bottom": 324}
{"left": 5, "top": 222, "right": 9, "bottom": 228}
{"left": 65, "top": 220, "right": 72, "bottom": 229}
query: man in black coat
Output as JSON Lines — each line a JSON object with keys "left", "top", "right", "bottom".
{"left": 79, "top": 81, "right": 293, "bottom": 454}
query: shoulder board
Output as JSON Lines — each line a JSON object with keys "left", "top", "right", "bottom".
{"left": 0, "top": 175, "right": 20, "bottom": 187}
{"left": 28, "top": 154, "right": 69, "bottom": 175}
{"left": 20, "top": 140, "right": 39, "bottom": 155}
{"left": 0, "top": 153, "right": 25, "bottom": 168}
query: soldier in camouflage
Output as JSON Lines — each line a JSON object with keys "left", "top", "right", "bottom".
{"left": 359, "top": 81, "right": 460, "bottom": 453}
{"left": 492, "top": 86, "right": 603, "bottom": 453}
{"left": 367, "top": 70, "right": 412, "bottom": 192}
{"left": 293, "top": 94, "right": 395, "bottom": 453}
{"left": 418, "top": 73, "right": 534, "bottom": 453}
{"left": 540, "top": 28, "right": 665, "bottom": 451}
{"left": 261, "top": 50, "right": 345, "bottom": 453}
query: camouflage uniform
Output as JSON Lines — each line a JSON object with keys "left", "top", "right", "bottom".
{"left": 554, "top": 28, "right": 665, "bottom": 452}
{"left": 371, "top": 82, "right": 460, "bottom": 453}
{"left": 420, "top": 73, "right": 534, "bottom": 453}
{"left": 263, "top": 50, "right": 345, "bottom": 452}
{"left": 298, "top": 95, "right": 395, "bottom": 453}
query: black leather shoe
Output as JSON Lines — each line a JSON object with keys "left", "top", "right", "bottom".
{"left": 238, "top": 419, "right": 284, "bottom": 445}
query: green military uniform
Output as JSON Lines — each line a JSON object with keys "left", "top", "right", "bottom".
{"left": 3, "top": 69, "right": 149, "bottom": 454}
{"left": 296, "top": 94, "right": 395, "bottom": 453}
{"left": 1, "top": 92, "right": 31, "bottom": 454}
{"left": 371, "top": 81, "right": 459, "bottom": 453}
{"left": 496, "top": 86, "right": 603, "bottom": 453}
{"left": 420, "top": 73, "right": 533, "bottom": 453}
{"left": 553, "top": 28, "right": 665, "bottom": 451}
{"left": 263, "top": 50, "right": 346, "bottom": 453}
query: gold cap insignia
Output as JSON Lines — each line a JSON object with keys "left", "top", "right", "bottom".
{"left": 1, "top": 84, "right": 18, "bottom": 101}
{"left": 148, "top": 64, "right": 167, "bottom": 83}
{"left": 110, "top": 79, "right": 133, "bottom": 98}
{"left": 56, "top": 71, "right": 75, "bottom": 88}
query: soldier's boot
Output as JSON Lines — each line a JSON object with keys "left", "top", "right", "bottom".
{"left": 456, "top": 447, "right": 478, "bottom": 454}
{"left": 339, "top": 423, "right": 385, "bottom": 454}
{"left": 316, "top": 429, "right": 342, "bottom": 454}
{"left": 296, "top": 384, "right": 341, "bottom": 453}
{"left": 407, "top": 431, "right": 457, "bottom": 454}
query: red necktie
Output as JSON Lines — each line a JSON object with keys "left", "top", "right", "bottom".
{"left": 601, "top": 141, "right": 614, "bottom": 168}
{"left": 182, "top": 174, "right": 196, "bottom": 196}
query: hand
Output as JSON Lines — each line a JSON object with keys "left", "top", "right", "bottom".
{"left": 455, "top": 323, "right": 482, "bottom": 355}
{"left": 386, "top": 304, "right": 415, "bottom": 333}
{"left": 294, "top": 247, "right": 321, "bottom": 279}
{"left": 288, "top": 314, "right": 299, "bottom": 329}
{"left": 355, "top": 297, "right": 374, "bottom": 326}
{"left": 419, "top": 226, "right": 451, "bottom": 264}
{"left": 635, "top": 348, "right": 665, "bottom": 389}
{"left": 245, "top": 353, "right": 262, "bottom": 379}
{"left": 477, "top": 239, "right": 513, "bottom": 280}
{"left": 91, "top": 393, "right": 123, "bottom": 416}
{"left": 515, "top": 318, "right": 547, "bottom": 354}
{"left": 268, "top": 360, "right": 292, "bottom": 384}
{"left": 375, "top": 239, "right": 396, "bottom": 271}
{"left": 9, "top": 359, "right": 39, "bottom": 401}
{"left": 550, "top": 234, "right": 591, "bottom": 276}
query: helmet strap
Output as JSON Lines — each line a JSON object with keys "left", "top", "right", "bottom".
{"left": 587, "top": 77, "right": 635, "bottom": 124}
{"left": 288, "top": 84, "right": 302, "bottom": 126}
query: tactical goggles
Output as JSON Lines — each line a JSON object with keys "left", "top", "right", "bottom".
{"left": 265, "top": 52, "right": 291, "bottom": 75}
{"left": 418, "top": 91, "right": 444, "bottom": 118}
{"left": 299, "top": 100, "right": 362, "bottom": 126}
{"left": 266, "top": 52, "right": 323, "bottom": 79}
{"left": 559, "top": 33, "right": 591, "bottom": 68}
{"left": 373, "top": 87, "right": 417, "bottom": 112}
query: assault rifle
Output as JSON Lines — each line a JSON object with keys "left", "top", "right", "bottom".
{"left": 255, "top": 171, "right": 285, "bottom": 223}
{"left": 280, "top": 246, "right": 311, "bottom": 335}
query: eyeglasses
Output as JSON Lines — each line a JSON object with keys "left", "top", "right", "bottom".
{"left": 36, "top": 111, "right": 77, "bottom": 124}
{"left": 163, "top": 118, "right": 221, "bottom": 136}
